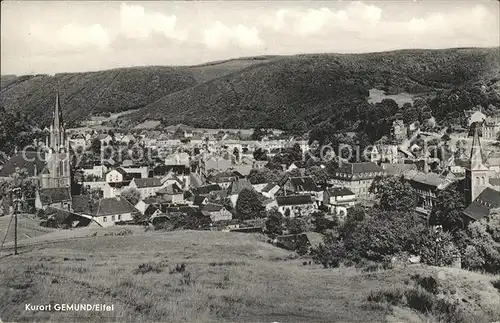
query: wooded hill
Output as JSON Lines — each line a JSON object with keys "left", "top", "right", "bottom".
{"left": 1, "top": 48, "right": 499, "bottom": 131}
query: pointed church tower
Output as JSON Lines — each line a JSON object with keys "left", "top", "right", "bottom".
{"left": 41, "top": 91, "right": 71, "bottom": 189}
{"left": 465, "top": 124, "right": 490, "bottom": 205}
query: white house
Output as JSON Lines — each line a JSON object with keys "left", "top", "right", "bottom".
{"left": 129, "top": 177, "right": 164, "bottom": 198}
{"left": 82, "top": 165, "right": 106, "bottom": 179}
{"left": 85, "top": 196, "right": 136, "bottom": 227}
{"left": 201, "top": 203, "right": 232, "bottom": 222}
{"left": 323, "top": 187, "right": 356, "bottom": 219}
{"left": 106, "top": 168, "right": 128, "bottom": 183}
{"left": 276, "top": 195, "right": 317, "bottom": 218}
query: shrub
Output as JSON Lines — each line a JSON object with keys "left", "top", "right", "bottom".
{"left": 461, "top": 245, "right": 485, "bottom": 270}
{"left": 311, "top": 240, "right": 345, "bottom": 268}
{"left": 405, "top": 287, "right": 434, "bottom": 313}
{"left": 116, "top": 228, "right": 133, "bottom": 236}
{"left": 133, "top": 262, "right": 167, "bottom": 274}
{"left": 492, "top": 279, "right": 500, "bottom": 293}
{"left": 36, "top": 209, "right": 47, "bottom": 219}
{"left": 169, "top": 263, "right": 186, "bottom": 274}
{"left": 367, "top": 287, "right": 405, "bottom": 305}
{"left": 411, "top": 274, "right": 439, "bottom": 294}
{"left": 180, "top": 271, "right": 193, "bottom": 286}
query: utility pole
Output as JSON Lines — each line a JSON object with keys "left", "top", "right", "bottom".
{"left": 12, "top": 187, "right": 21, "bottom": 255}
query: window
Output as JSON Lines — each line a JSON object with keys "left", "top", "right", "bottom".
{"left": 475, "top": 177, "right": 480, "bottom": 185}
{"left": 103, "top": 216, "right": 107, "bottom": 222}
{"left": 481, "top": 177, "right": 485, "bottom": 185}
{"left": 118, "top": 215, "right": 121, "bottom": 220}
{"left": 112, "top": 215, "right": 115, "bottom": 221}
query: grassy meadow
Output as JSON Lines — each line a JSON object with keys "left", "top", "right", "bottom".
{"left": 1, "top": 227, "right": 499, "bottom": 322}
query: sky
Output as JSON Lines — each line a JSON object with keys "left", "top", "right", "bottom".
{"left": 1, "top": 0, "right": 499, "bottom": 75}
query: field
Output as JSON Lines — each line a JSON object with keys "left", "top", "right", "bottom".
{"left": 0, "top": 215, "right": 57, "bottom": 245}
{"left": 1, "top": 226, "right": 500, "bottom": 322}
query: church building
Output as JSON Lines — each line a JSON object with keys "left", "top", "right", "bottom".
{"left": 463, "top": 124, "right": 500, "bottom": 222}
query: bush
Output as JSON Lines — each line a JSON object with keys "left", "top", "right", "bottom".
{"left": 116, "top": 228, "right": 133, "bottom": 236}
{"left": 367, "top": 287, "right": 405, "bottom": 305}
{"left": 410, "top": 274, "right": 439, "bottom": 294}
{"left": 405, "top": 288, "right": 434, "bottom": 313}
{"left": 133, "top": 262, "right": 167, "bottom": 274}
{"left": 169, "top": 263, "right": 186, "bottom": 274}
{"left": 311, "top": 240, "right": 345, "bottom": 268}
{"left": 492, "top": 279, "right": 500, "bottom": 293}
{"left": 36, "top": 209, "right": 47, "bottom": 219}
{"left": 461, "top": 245, "right": 485, "bottom": 270}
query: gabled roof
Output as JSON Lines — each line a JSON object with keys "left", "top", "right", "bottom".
{"left": 133, "top": 177, "right": 162, "bottom": 188}
{"left": 202, "top": 203, "right": 225, "bottom": 212}
{"left": 94, "top": 197, "right": 137, "bottom": 217}
{"left": 337, "top": 162, "right": 383, "bottom": 175}
{"left": 327, "top": 187, "right": 355, "bottom": 197}
{"left": 72, "top": 195, "right": 92, "bottom": 214}
{"left": 276, "top": 195, "right": 313, "bottom": 206}
{"left": 381, "top": 163, "right": 417, "bottom": 176}
{"left": 463, "top": 187, "right": 500, "bottom": 221}
{"left": 262, "top": 183, "right": 279, "bottom": 193}
{"left": 489, "top": 178, "right": 500, "bottom": 187}
{"left": 227, "top": 178, "right": 253, "bottom": 195}
{"left": 38, "top": 188, "right": 71, "bottom": 205}
{"left": 157, "top": 183, "right": 183, "bottom": 195}
{"left": 109, "top": 167, "right": 128, "bottom": 176}
{"left": 192, "top": 184, "right": 223, "bottom": 195}
{"left": 403, "top": 170, "right": 454, "bottom": 189}
{"left": 96, "top": 134, "right": 111, "bottom": 140}
{"left": 288, "top": 176, "right": 319, "bottom": 192}
{"left": 192, "top": 195, "right": 208, "bottom": 206}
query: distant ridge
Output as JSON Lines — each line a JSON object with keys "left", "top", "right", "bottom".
{"left": 1, "top": 47, "right": 499, "bottom": 130}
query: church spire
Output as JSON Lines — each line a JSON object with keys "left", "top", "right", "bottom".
{"left": 469, "top": 123, "right": 485, "bottom": 169}
{"left": 53, "top": 91, "right": 61, "bottom": 131}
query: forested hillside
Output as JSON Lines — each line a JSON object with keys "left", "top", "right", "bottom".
{"left": 123, "top": 47, "right": 500, "bottom": 131}
{"left": 0, "top": 67, "right": 197, "bottom": 127}
{"left": 2, "top": 47, "right": 499, "bottom": 134}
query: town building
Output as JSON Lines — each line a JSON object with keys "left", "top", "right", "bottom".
{"left": 276, "top": 195, "right": 317, "bottom": 218}
{"left": 201, "top": 203, "right": 232, "bottom": 222}
{"left": 323, "top": 187, "right": 356, "bottom": 218}
{"left": 329, "top": 162, "right": 385, "bottom": 200}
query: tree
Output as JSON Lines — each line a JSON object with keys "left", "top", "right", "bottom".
{"left": 247, "top": 168, "right": 281, "bottom": 184}
{"left": 305, "top": 165, "right": 329, "bottom": 185}
{"left": 312, "top": 211, "right": 338, "bottom": 234}
{"left": 91, "top": 138, "right": 101, "bottom": 155}
{"left": 235, "top": 188, "right": 265, "bottom": 220}
{"left": 342, "top": 210, "right": 427, "bottom": 261}
{"left": 233, "top": 147, "right": 240, "bottom": 160}
{"left": 265, "top": 207, "right": 284, "bottom": 236}
{"left": 251, "top": 128, "right": 266, "bottom": 141}
{"left": 121, "top": 188, "right": 141, "bottom": 206}
{"left": 429, "top": 180, "right": 466, "bottom": 231}
{"left": 418, "top": 227, "right": 460, "bottom": 267}
{"left": 369, "top": 176, "right": 416, "bottom": 212}
{"left": 253, "top": 148, "right": 268, "bottom": 161}
{"left": 286, "top": 217, "right": 312, "bottom": 234}
{"left": 1, "top": 168, "right": 37, "bottom": 212}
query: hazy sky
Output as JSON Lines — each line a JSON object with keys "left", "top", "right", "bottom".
{"left": 1, "top": 1, "right": 499, "bottom": 75}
